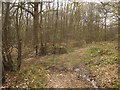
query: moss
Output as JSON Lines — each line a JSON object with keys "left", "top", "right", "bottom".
{"left": 112, "top": 79, "right": 120, "bottom": 89}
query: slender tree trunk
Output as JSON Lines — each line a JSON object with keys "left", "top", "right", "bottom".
{"left": 39, "top": 2, "right": 46, "bottom": 55}
{"left": 33, "top": 2, "right": 39, "bottom": 55}
{"left": 53, "top": 0, "right": 59, "bottom": 54}
{"left": 16, "top": 5, "right": 22, "bottom": 71}
{"left": 104, "top": 13, "right": 107, "bottom": 41}
{"left": 25, "top": 11, "right": 29, "bottom": 46}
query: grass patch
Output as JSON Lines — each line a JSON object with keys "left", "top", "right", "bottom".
{"left": 112, "top": 79, "right": 120, "bottom": 88}
{"left": 14, "top": 60, "right": 48, "bottom": 88}
{"left": 81, "top": 41, "right": 118, "bottom": 88}
{"left": 84, "top": 46, "right": 113, "bottom": 57}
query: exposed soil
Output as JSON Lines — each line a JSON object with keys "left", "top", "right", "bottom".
{"left": 47, "top": 71, "right": 92, "bottom": 88}
{"left": 40, "top": 47, "right": 99, "bottom": 88}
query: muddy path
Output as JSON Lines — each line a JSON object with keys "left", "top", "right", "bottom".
{"left": 21, "top": 47, "right": 100, "bottom": 88}
{"left": 46, "top": 65, "right": 94, "bottom": 88}
{"left": 38, "top": 47, "right": 99, "bottom": 88}
{"left": 43, "top": 63, "right": 99, "bottom": 88}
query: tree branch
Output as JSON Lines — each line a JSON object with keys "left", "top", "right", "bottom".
{"left": 19, "top": 5, "right": 34, "bottom": 16}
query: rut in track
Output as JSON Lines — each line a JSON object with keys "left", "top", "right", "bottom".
{"left": 42, "top": 47, "right": 99, "bottom": 88}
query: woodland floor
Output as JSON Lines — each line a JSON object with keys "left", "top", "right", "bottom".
{"left": 2, "top": 41, "right": 119, "bottom": 88}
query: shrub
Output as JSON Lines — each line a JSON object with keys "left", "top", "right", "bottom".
{"left": 54, "top": 45, "right": 68, "bottom": 54}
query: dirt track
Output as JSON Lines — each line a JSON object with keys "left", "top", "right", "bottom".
{"left": 39, "top": 47, "right": 99, "bottom": 88}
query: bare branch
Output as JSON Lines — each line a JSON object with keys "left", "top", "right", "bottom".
{"left": 18, "top": 5, "right": 34, "bottom": 16}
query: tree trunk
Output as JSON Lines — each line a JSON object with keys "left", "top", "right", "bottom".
{"left": 104, "top": 13, "right": 107, "bottom": 41}
{"left": 2, "top": 2, "right": 13, "bottom": 71}
{"left": 16, "top": 5, "right": 22, "bottom": 71}
{"left": 53, "top": 1, "right": 59, "bottom": 54}
{"left": 33, "top": 2, "right": 39, "bottom": 55}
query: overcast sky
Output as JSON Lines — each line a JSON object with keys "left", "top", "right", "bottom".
{"left": 2, "top": 0, "right": 117, "bottom": 2}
